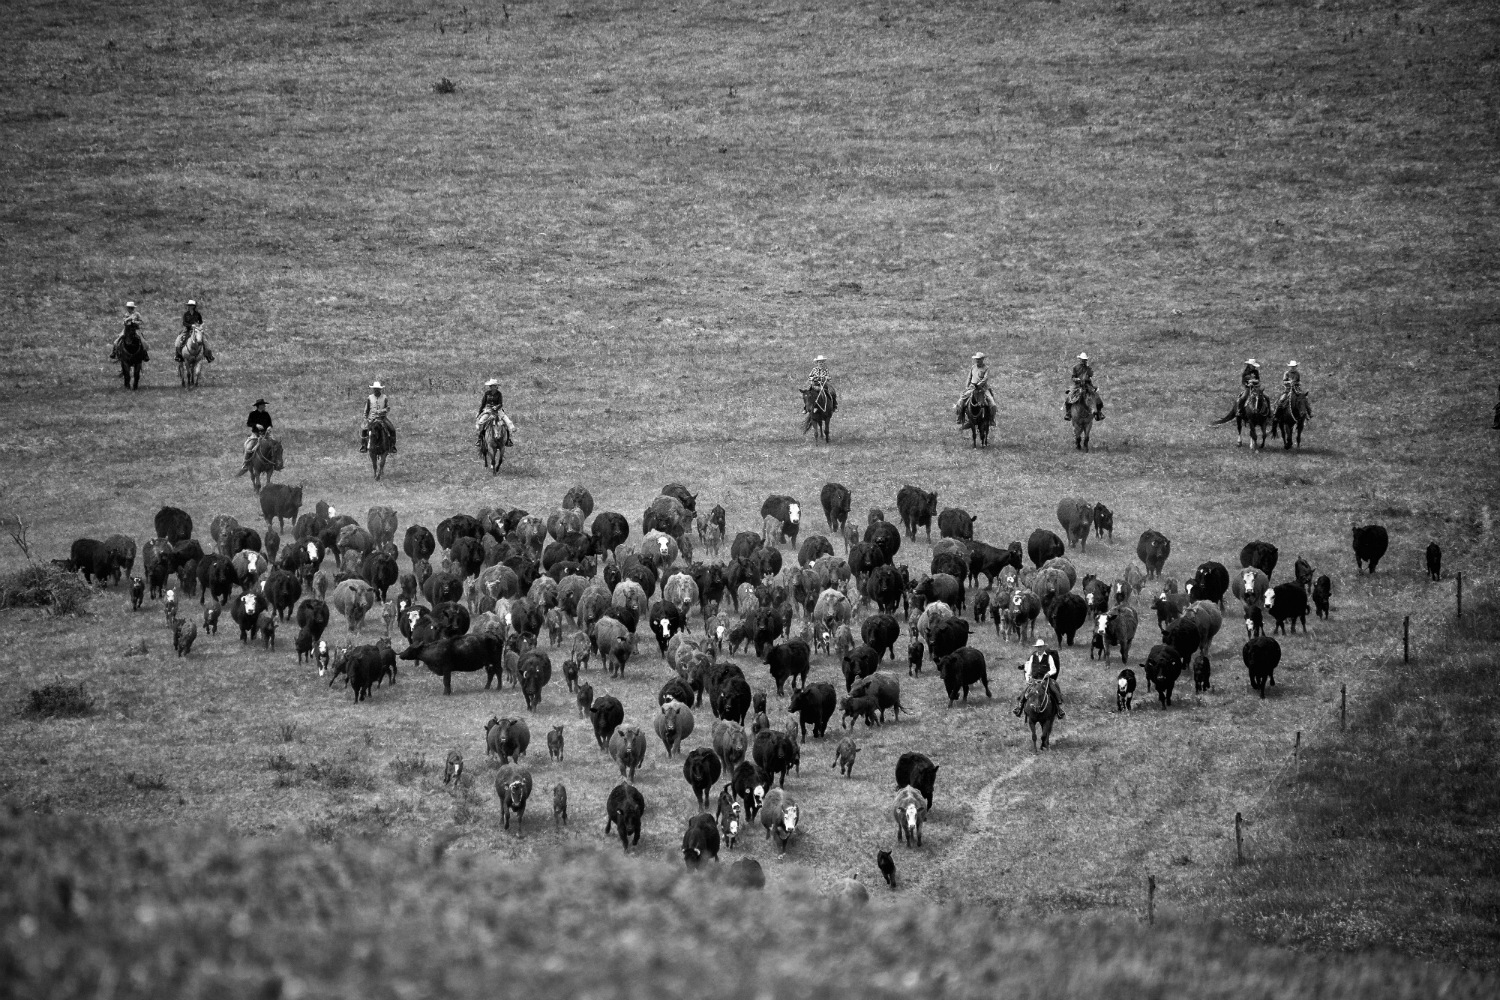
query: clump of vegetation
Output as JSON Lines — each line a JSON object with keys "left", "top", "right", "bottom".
{"left": 0, "top": 564, "right": 93, "bottom": 616}
{"left": 278, "top": 721, "right": 302, "bottom": 744}
{"left": 451, "top": 780, "right": 482, "bottom": 826}
{"left": 301, "top": 758, "right": 375, "bottom": 792}
{"left": 24, "top": 681, "right": 94, "bottom": 718}
{"left": 388, "top": 753, "right": 428, "bottom": 784}
{"left": 433, "top": 77, "right": 456, "bottom": 94}
{"left": 125, "top": 772, "right": 169, "bottom": 792}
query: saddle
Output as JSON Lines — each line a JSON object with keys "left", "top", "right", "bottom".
{"left": 804, "top": 385, "right": 834, "bottom": 412}
{"left": 117, "top": 333, "right": 148, "bottom": 363}
{"left": 1023, "top": 678, "right": 1053, "bottom": 714}
{"left": 1066, "top": 380, "right": 1096, "bottom": 406}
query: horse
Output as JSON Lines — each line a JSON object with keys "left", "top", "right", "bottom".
{"left": 178, "top": 326, "right": 209, "bottom": 388}
{"left": 1069, "top": 390, "right": 1098, "bottom": 452}
{"left": 481, "top": 418, "right": 510, "bottom": 474}
{"left": 800, "top": 387, "right": 835, "bottom": 442}
{"left": 238, "top": 435, "right": 284, "bottom": 492}
{"left": 1021, "top": 678, "right": 1059, "bottom": 751}
{"left": 960, "top": 393, "right": 995, "bottom": 448}
{"left": 116, "top": 330, "right": 147, "bottom": 390}
{"left": 367, "top": 418, "right": 394, "bottom": 481}
{"left": 1215, "top": 385, "right": 1272, "bottom": 449}
{"left": 1274, "top": 391, "right": 1310, "bottom": 450}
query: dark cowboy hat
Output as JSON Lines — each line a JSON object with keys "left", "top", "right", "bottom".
{"left": 253, "top": 398, "right": 268, "bottom": 406}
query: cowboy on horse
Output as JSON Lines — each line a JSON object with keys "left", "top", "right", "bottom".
{"left": 475, "top": 378, "right": 515, "bottom": 452}
{"left": 109, "top": 301, "right": 149, "bottom": 362}
{"left": 241, "top": 398, "right": 273, "bottom": 472}
{"left": 360, "top": 380, "right": 396, "bottom": 453}
{"left": 1276, "top": 360, "right": 1312, "bottom": 417}
{"left": 1013, "top": 639, "right": 1065, "bottom": 719}
{"left": 803, "top": 355, "right": 837, "bottom": 412}
{"left": 1064, "top": 352, "right": 1104, "bottom": 421}
{"left": 954, "top": 352, "right": 997, "bottom": 428}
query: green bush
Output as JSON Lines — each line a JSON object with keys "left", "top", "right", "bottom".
{"left": 24, "top": 681, "right": 94, "bottom": 718}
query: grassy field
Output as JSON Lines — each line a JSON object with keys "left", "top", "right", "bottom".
{"left": 3, "top": 0, "right": 1499, "bottom": 990}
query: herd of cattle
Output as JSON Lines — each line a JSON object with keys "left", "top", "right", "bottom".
{"left": 54, "top": 479, "right": 1422, "bottom": 878}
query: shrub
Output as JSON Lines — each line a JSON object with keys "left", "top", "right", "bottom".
{"left": 388, "top": 753, "right": 428, "bottom": 784}
{"left": 0, "top": 565, "right": 93, "bottom": 616}
{"left": 24, "top": 681, "right": 94, "bottom": 718}
{"left": 125, "top": 772, "right": 169, "bottom": 791}
{"left": 433, "top": 77, "right": 456, "bottom": 94}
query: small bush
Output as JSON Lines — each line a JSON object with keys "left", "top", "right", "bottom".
{"left": 266, "top": 753, "right": 298, "bottom": 773}
{"left": 388, "top": 753, "right": 428, "bottom": 785}
{"left": 302, "top": 759, "right": 374, "bottom": 791}
{"left": 433, "top": 77, "right": 456, "bottom": 94}
{"left": 278, "top": 722, "right": 302, "bottom": 743}
{"left": 24, "top": 681, "right": 94, "bottom": 718}
{"left": 125, "top": 772, "right": 169, "bottom": 792}
{"left": 0, "top": 565, "right": 93, "bottom": 616}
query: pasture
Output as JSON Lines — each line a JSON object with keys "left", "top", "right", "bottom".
{"left": 2, "top": 0, "right": 1499, "bottom": 990}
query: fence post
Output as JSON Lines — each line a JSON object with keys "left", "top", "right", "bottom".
{"left": 1294, "top": 731, "right": 1301, "bottom": 769}
{"left": 1340, "top": 684, "right": 1346, "bottom": 730}
{"left": 1457, "top": 571, "right": 1463, "bottom": 619}
{"left": 1235, "top": 812, "right": 1243, "bottom": 864}
{"left": 1403, "top": 616, "right": 1410, "bottom": 664}
{"left": 1147, "top": 874, "right": 1156, "bottom": 925}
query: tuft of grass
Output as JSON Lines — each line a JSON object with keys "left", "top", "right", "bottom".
{"left": 23, "top": 681, "right": 93, "bottom": 718}
{"left": 0, "top": 564, "right": 92, "bottom": 616}
{"left": 300, "top": 758, "right": 375, "bottom": 792}
{"left": 124, "top": 772, "right": 169, "bottom": 792}
{"left": 277, "top": 721, "right": 301, "bottom": 744}
{"left": 433, "top": 77, "right": 456, "bottom": 94}
{"left": 387, "top": 752, "right": 428, "bottom": 785}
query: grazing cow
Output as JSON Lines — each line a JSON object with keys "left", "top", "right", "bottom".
{"left": 231, "top": 592, "right": 267, "bottom": 642}
{"left": 605, "top": 782, "right": 646, "bottom": 851}
{"left": 821, "top": 483, "right": 852, "bottom": 533}
{"left": 1426, "top": 542, "right": 1442, "bottom": 582}
{"left": 154, "top": 506, "right": 193, "bottom": 545}
{"left": 1027, "top": 529, "right": 1065, "bottom": 568}
{"left": 485, "top": 716, "right": 531, "bottom": 763}
{"left": 759, "top": 787, "right": 799, "bottom": 854}
{"left": 752, "top": 729, "right": 800, "bottom": 788}
{"left": 68, "top": 538, "right": 117, "bottom": 586}
{"left": 590, "top": 695, "right": 624, "bottom": 747}
{"left": 609, "top": 724, "right": 647, "bottom": 780}
{"left": 765, "top": 639, "right": 811, "bottom": 696}
{"left": 443, "top": 751, "right": 463, "bottom": 786}
{"left": 1093, "top": 504, "right": 1114, "bottom": 541}
{"left": 894, "top": 752, "right": 938, "bottom": 810}
{"left": 172, "top": 618, "right": 197, "bottom": 657}
{"left": 494, "top": 764, "right": 533, "bottom": 836}
{"left": 403, "top": 525, "right": 436, "bottom": 562}
{"left": 1136, "top": 530, "right": 1171, "bottom": 578}
{"left": 684, "top": 748, "right": 722, "bottom": 809}
{"left": 893, "top": 786, "right": 926, "bottom": 847}
{"left": 938, "top": 648, "right": 990, "bottom": 706}
{"left": 1312, "top": 575, "right": 1332, "bottom": 619}
{"left": 1242, "top": 635, "right": 1281, "bottom": 697}
{"left": 1116, "top": 668, "right": 1136, "bottom": 711}
{"left": 1044, "top": 592, "right": 1089, "bottom": 646}
{"left": 787, "top": 682, "right": 838, "bottom": 739}
{"left": 1239, "top": 540, "right": 1280, "bottom": 577}
{"left": 1144, "top": 644, "right": 1183, "bottom": 707}
{"left": 759, "top": 495, "right": 802, "bottom": 547}
{"left": 937, "top": 507, "right": 977, "bottom": 540}
{"left": 399, "top": 633, "right": 503, "bottom": 695}
{"left": 895, "top": 486, "right": 939, "bottom": 542}
{"left": 1192, "top": 651, "right": 1212, "bottom": 693}
{"left": 1264, "top": 583, "right": 1308, "bottom": 635}
{"left": 1190, "top": 561, "right": 1230, "bottom": 607}
{"left": 654, "top": 698, "right": 695, "bottom": 757}
{"left": 1055, "top": 498, "right": 1095, "bottom": 552}
{"left": 681, "top": 813, "right": 721, "bottom": 869}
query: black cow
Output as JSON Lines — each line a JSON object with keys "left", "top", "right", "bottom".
{"left": 1426, "top": 542, "right": 1442, "bottom": 582}
{"left": 448, "top": 536, "right": 485, "bottom": 578}
{"left": 1264, "top": 582, "right": 1308, "bottom": 635}
{"left": 683, "top": 748, "right": 721, "bottom": 810}
{"left": 336, "top": 645, "right": 393, "bottom": 702}
{"left": 659, "top": 677, "right": 695, "bottom": 709}
{"left": 797, "top": 535, "right": 834, "bottom": 568}
{"left": 227, "top": 527, "right": 263, "bottom": 556}
{"left": 1027, "top": 529, "right": 1064, "bottom": 568}
{"left": 648, "top": 601, "right": 686, "bottom": 657}
{"left": 1190, "top": 561, "right": 1230, "bottom": 607}
{"left": 765, "top": 640, "right": 810, "bottom": 696}
{"left": 398, "top": 634, "right": 503, "bottom": 695}
{"left": 68, "top": 539, "right": 117, "bottom": 586}
{"left": 840, "top": 644, "right": 880, "bottom": 692}
{"left": 584, "top": 514, "right": 626, "bottom": 558}
{"left": 519, "top": 650, "right": 551, "bottom": 710}
{"left": 937, "top": 508, "right": 976, "bottom": 540}
{"left": 1352, "top": 524, "right": 1389, "bottom": 574}
{"left": 730, "top": 531, "right": 764, "bottom": 563}
{"left": 403, "top": 525, "right": 436, "bottom": 562}
{"left": 732, "top": 761, "right": 772, "bottom": 819}
{"left": 1136, "top": 530, "right": 1171, "bottom": 578}
{"left": 751, "top": 729, "right": 800, "bottom": 788}
{"left": 895, "top": 752, "right": 939, "bottom": 810}
{"left": 361, "top": 552, "right": 398, "bottom": 602}
{"left": 605, "top": 782, "right": 646, "bottom": 851}
{"left": 436, "top": 514, "right": 483, "bottom": 550}
{"left": 1161, "top": 617, "right": 1201, "bottom": 660}
{"left": 1144, "top": 644, "right": 1183, "bottom": 707}
{"left": 751, "top": 610, "right": 783, "bottom": 659}
{"left": 930, "top": 551, "right": 968, "bottom": 583}
{"left": 787, "top": 682, "right": 837, "bottom": 740}
{"left": 1192, "top": 651, "right": 1211, "bottom": 693}
{"left": 895, "top": 486, "right": 939, "bottom": 542}
{"left": 760, "top": 495, "right": 802, "bottom": 546}
{"left": 966, "top": 540, "right": 1022, "bottom": 588}
{"left": 938, "top": 647, "right": 990, "bottom": 705}
{"left": 590, "top": 695, "right": 625, "bottom": 748}
{"left": 258, "top": 485, "right": 302, "bottom": 532}
{"left": 196, "top": 556, "right": 233, "bottom": 605}
{"left": 681, "top": 813, "right": 720, "bottom": 868}
{"left": 929, "top": 617, "right": 969, "bottom": 661}
{"left": 1312, "top": 575, "right": 1332, "bottom": 619}
{"left": 1044, "top": 592, "right": 1089, "bottom": 646}
{"left": 861, "top": 614, "right": 901, "bottom": 661}
{"left": 864, "top": 520, "right": 901, "bottom": 562}
{"left": 432, "top": 601, "right": 471, "bottom": 638}
{"left": 716, "top": 676, "right": 752, "bottom": 725}
{"left": 820, "top": 483, "right": 852, "bottom": 532}
{"left": 847, "top": 542, "right": 888, "bottom": 580}
{"left": 865, "top": 566, "right": 905, "bottom": 616}
{"left": 262, "top": 570, "right": 301, "bottom": 621}
{"left": 661, "top": 483, "right": 698, "bottom": 513}
{"left": 1093, "top": 504, "right": 1114, "bottom": 540}
{"left": 1242, "top": 635, "right": 1281, "bottom": 697}
{"left": 154, "top": 506, "right": 193, "bottom": 544}
{"left": 689, "top": 563, "right": 727, "bottom": 619}
{"left": 1239, "top": 541, "right": 1279, "bottom": 577}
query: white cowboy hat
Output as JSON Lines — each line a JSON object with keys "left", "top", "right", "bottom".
{"left": 1033, "top": 639, "right": 1047, "bottom": 648}
{"left": 125, "top": 301, "right": 136, "bottom": 309}
{"left": 1077, "top": 352, "right": 1089, "bottom": 360}
{"left": 1247, "top": 358, "right": 1259, "bottom": 366}
{"left": 972, "top": 352, "right": 986, "bottom": 360}
{"left": 814, "top": 355, "right": 826, "bottom": 362}
{"left": 370, "top": 380, "right": 383, "bottom": 389}
{"left": 484, "top": 378, "right": 499, "bottom": 387}
{"left": 1287, "top": 360, "right": 1299, "bottom": 367}
{"left": 187, "top": 299, "right": 197, "bottom": 306}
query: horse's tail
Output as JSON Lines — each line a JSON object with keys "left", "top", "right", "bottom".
{"left": 1212, "top": 406, "right": 1237, "bottom": 425}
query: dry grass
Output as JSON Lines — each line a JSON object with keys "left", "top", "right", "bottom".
{"left": 1, "top": 0, "right": 1498, "bottom": 990}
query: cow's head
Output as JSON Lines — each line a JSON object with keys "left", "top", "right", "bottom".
{"left": 1011, "top": 591, "right": 1024, "bottom": 609}
{"left": 787, "top": 503, "right": 800, "bottom": 524}
{"left": 782, "top": 804, "right": 799, "bottom": 834}
{"left": 306, "top": 541, "right": 317, "bottom": 561}
{"left": 1242, "top": 570, "right": 1257, "bottom": 591}
{"left": 1117, "top": 675, "right": 1130, "bottom": 694}
{"left": 753, "top": 783, "right": 767, "bottom": 810}
{"left": 656, "top": 536, "right": 670, "bottom": 556}
{"left": 1263, "top": 590, "right": 1276, "bottom": 610}
{"left": 1244, "top": 617, "right": 1255, "bottom": 637}
{"left": 903, "top": 802, "right": 919, "bottom": 832}
{"left": 1095, "top": 614, "right": 1108, "bottom": 634}
{"left": 241, "top": 594, "right": 256, "bottom": 614}
{"left": 503, "top": 780, "right": 526, "bottom": 806}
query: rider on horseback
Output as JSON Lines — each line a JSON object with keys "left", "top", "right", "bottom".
{"left": 954, "top": 352, "right": 997, "bottom": 427}
{"left": 475, "top": 378, "right": 515, "bottom": 452}
{"left": 181, "top": 299, "right": 202, "bottom": 332}
{"left": 1277, "top": 360, "right": 1311, "bottom": 417}
{"left": 109, "top": 302, "right": 148, "bottom": 361}
{"left": 241, "top": 399, "right": 273, "bottom": 472}
{"left": 804, "top": 355, "right": 837, "bottom": 412}
{"left": 360, "top": 380, "right": 396, "bottom": 454}
{"left": 1064, "top": 352, "right": 1104, "bottom": 421}
{"left": 1013, "top": 639, "right": 1065, "bottom": 719}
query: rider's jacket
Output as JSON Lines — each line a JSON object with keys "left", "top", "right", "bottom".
{"left": 1025, "top": 648, "right": 1060, "bottom": 679}
{"left": 246, "top": 409, "right": 273, "bottom": 434}
{"left": 1241, "top": 364, "right": 1262, "bottom": 388}
{"left": 365, "top": 393, "right": 390, "bottom": 420}
{"left": 122, "top": 311, "right": 142, "bottom": 336}
{"left": 1282, "top": 369, "right": 1302, "bottom": 391}
{"left": 478, "top": 387, "right": 504, "bottom": 414}
{"left": 182, "top": 307, "right": 202, "bottom": 331}
{"left": 966, "top": 363, "right": 989, "bottom": 389}
{"left": 806, "top": 362, "right": 830, "bottom": 387}
{"left": 1070, "top": 360, "right": 1095, "bottom": 386}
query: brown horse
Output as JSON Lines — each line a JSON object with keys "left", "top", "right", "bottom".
{"left": 238, "top": 435, "right": 284, "bottom": 492}
{"left": 1069, "top": 391, "right": 1097, "bottom": 452}
{"left": 1274, "top": 391, "right": 1310, "bottom": 450}
{"left": 801, "top": 387, "right": 835, "bottom": 442}
{"left": 961, "top": 394, "right": 995, "bottom": 448}
{"left": 1215, "top": 385, "right": 1272, "bottom": 449}
{"left": 115, "top": 330, "right": 147, "bottom": 390}
{"left": 1022, "top": 678, "right": 1059, "bottom": 751}
{"left": 367, "top": 418, "right": 394, "bottom": 481}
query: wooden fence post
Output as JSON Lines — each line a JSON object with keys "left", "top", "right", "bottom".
{"left": 1340, "top": 684, "right": 1346, "bottom": 731}
{"left": 1235, "top": 812, "right": 1243, "bottom": 864}
{"left": 1294, "top": 731, "right": 1301, "bottom": 769}
{"left": 1147, "top": 874, "right": 1156, "bottom": 926}
{"left": 1403, "top": 616, "right": 1410, "bottom": 664}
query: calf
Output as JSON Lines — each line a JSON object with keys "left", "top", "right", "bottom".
{"left": 907, "top": 639, "right": 924, "bottom": 677}
{"left": 443, "top": 751, "right": 464, "bottom": 786}
{"left": 1192, "top": 651, "right": 1212, "bottom": 693}
{"left": 1144, "top": 644, "right": 1183, "bottom": 708}
{"left": 1426, "top": 542, "right": 1442, "bottom": 582}
{"left": 682, "top": 813, "right": 720, "bottom": 869}
{"left": 173, "top": 618, "right": 197, "bottom": 658}
{"left": 605, "top": 782, "right": 646, "bottom": 851}
{"left": 1312, "top": 575, "right": 1332, "bottom": 619}
{"left": 547, "top": 725, "right": 565, "bottom": 761}
{"left": 893, "top": 786, "right": 926, "bottom": 847}
{"left": 832, "top": 737, "right": 858, "bottom": 777}
{"left": 840, "top": 694, "right": 880, "bottom": 728}
{"left": 716, "top": 786, "right": 744, "bottom": 848}
{"left": 877, "top": 849, "right": 896, "bottom": 888}
{"left": 562, "top": 658, "right": 580, "bottom": 693}
{"left": 258, "top": 612, "right": 277, "bottom": 650}
{"left": 552, "top": 783, "right": 568, "bottom": 827}
{"left": 129, "top": 577, "right": 145, "bottom": 611}
{"left": 1242, "top": 636, "right": 1281, "bottom": 698}
{"left": 203, "top": 605, "right": 220, "bottom": 635}
{"left": 576, "top": 681, "right": 594, "bottom": 719}
{"left": 1116, "top": 669, "right": 1136, "bottom": 712}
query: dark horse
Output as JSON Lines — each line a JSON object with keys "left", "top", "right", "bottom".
{"left": 960, "top": 394, "right": 995, "bottom": 448}
{"left": 801, "top": 387, "right": 835, "bottom": 442}
{"left": 481, "top": 419, "right": 510, "bottom": 474}
{"left": 1022, "top": 678, "right": 1059, "bottom": 751}
{"left": 1214, "top": 385, "right": 1272, "bottom": 449}
{"left": 1069, "top": 389, "right": 1098, "bottom": 452}
{"left": 368, "top": 418, "right": 394, "bottom": 481}
{"left": 115, "top": 330, "right": 148, "bottom": 390}
{"left": 238, "top": 435, "right": 284, "bottom": 492}
{"left": 1274, "top": 391, "right": 1310, "bottom": 450}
